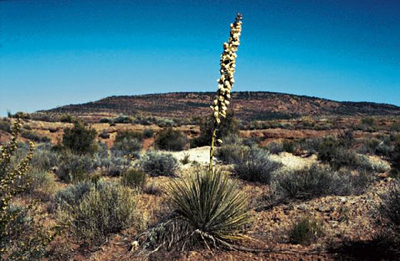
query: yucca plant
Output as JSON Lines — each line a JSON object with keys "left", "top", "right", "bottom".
{"left": 169, "top": 169, "right": 250, "bottom": 242}
{"left": 134, "top": 13, "right": 251, "bottom": 254}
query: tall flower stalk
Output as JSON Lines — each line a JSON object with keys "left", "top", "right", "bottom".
{"left": 209, "top": 13, "right": 243, "bottom": 170}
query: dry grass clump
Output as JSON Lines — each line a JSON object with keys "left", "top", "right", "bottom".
{"left": 155, "top": 127, "right": 188, "bottom": 151}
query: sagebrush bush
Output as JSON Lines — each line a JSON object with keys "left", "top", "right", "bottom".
{"left": 71, "top": 182, "right": 141, "bottom": 245}
{"left": 54, "top": 180, "right": 95, "bottom": 209}
{"left": 95, "top": 155, "right": 132, "bottom": 177}
{"left": 112, "top": 137, "right": 142, "bottom": 156}
{"left": 155, "top": 127, "right": 188, "bottom": 151}
{"left": 62, "top": 121, "right": 97, "bottom": 154}
{"left": 20, "top": 130, "right": 50, "bottom": 143}
{"left": 272, "top": 164, "right": 373, "bottom": 201}
{"left": 137, "top": 151, "right": 179, "bottom": 177}
{"left": 289, "top": 217, "right": 324, "bottom": 245}
{"left": 142, "top": 128, "right": 154, "bottom": 138}
{"left": 115, "top": 130, "right": 143, "bottom": 142}
{"left": 56, "top": 153, "right": 97, "bottom": 183}
{"left": 121, "top": 169, "right": 147, "bottom": 189}
{"left": 17, "top": 170, "right": 57, "bottom": 201}
{"left": 30, "top": 143, "right": 61, "bottom": 171}
{"left": 265, "top": 141, "right": 284, "bottom": 155}
{"left": 234, "top": 146, "right": 281, "bottom": 184}
{"left": 216, "top": 143, "right": 247, "bottom": 164}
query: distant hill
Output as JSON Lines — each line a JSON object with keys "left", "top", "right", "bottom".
{"left": 40, "top": 92, "right": 400, "bottom": 120}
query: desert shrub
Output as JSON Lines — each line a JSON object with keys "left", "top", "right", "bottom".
{"left": 298, "top": 138, "right": 321, "bottom": 155}
{"left": 99, "top": 117, "right": 112, "bottom": 123}
{"left": 361, "top": 117, "right": 376, "bottom": 127}
{"left": 163, "top": 169, "right": 251, "bottom": 248}
{"left": 113, "top": 115, "right": 134, "bottom": 124}
{"left": 0, "top": 120, "right": 11, "bottom": 133}
{"left": 112, "top": 137, "right": 142, "bottom": 156}
{"left": 31, "top": 144, "right": 61, "bottom": 171}
{"left": 155, "top": 127, "right": 188, "bottom": 151}
{"left": 379, "top": 180, "right": 400, "bottom": 232}
{"left": 71, "top": 182, "right": 141, "bottom": 245}
{"left": 96, "top": 155, "right": 131, "bottom": 177}
{"left": 99, "top": 131, "right": 110, "bottom": 139}
{"left": 390, "top": 121, "right": 400, "bottom": 132}
{"left": 317, "top": 137, "right": 372, "bottom": 171}
{"left": 54, "top": 180, "right": 95, "bottom": 209}
{"left": 115, "top": 130, "right": 143, "bottom": 142}
{"left": 289, "top": 217, "right": 324, "bottom": 245}
{"left": 265, "top": 141, "right": 284, "bottom": 155}
{"left": 56, "top": 153, "right": 97, "bottom": 183}
{"left": 191, "top": 111, "right": 239, "bottom": 147}
{"left": 121, "top": 168, "right": 147, "bottom": 189}
{"left": 142, "top": 128, "right": 154, "bottom": 138}
{"left": 59, "top": 114, "right": 74, "bottom": 123}
{"left": 137, "top": 151, "right": 179, "bottom": 177}
{"left": 1, "top": 119, "right": 55, "bottom": 260}
{"left": 16, "top": 170, "right": 57, "bottom": 201}
{"left": 282, "top": 139, "right": 296, "bottom": 153}
{"left": 20, "top": 129, "right": 49, "bottom": 143}
{"left": 22, "top": 124, "right": 32, "bottom": 130}
{"left": 272, "top": 164, "right": 373, "bottom": 201}
{"left": 1, "top": 205, "right": 51, "bottom": 260}
{"left": 216, "top": 144, "right": 247, "bottom": 164}
{"left": 62, "top": 121, "right": 97, "bottom": 154}
{"left": 233, "top": 147, "right": 281, "bottom": 184}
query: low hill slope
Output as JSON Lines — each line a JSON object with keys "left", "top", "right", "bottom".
{"left": 40, "top": 92, "right": 400, "bottom": 120}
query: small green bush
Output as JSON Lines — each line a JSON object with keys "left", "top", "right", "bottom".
{"left": 155, "top": 127, "right": 188, "bottom": 151}
{"left": 56, "top": 153, "right": 97, "bottom": 183}
{"left": 96, "top": 155, "right": 131, "bottom": 177}
{"left": 289, "top": 217, "right": 324, "bottom": 245}
{"left": 99, "top": 131, "right": 110, "bottom": 139}
{"left": 54, "top": 180, "right": 95, "bottom": 209}
{"left": 71, "top": 182, "right": 141, "bottom": 245}
{"left": 143, "top": 128, "right": 154, "bottom": 138}
{"left": 137, "top": 151, "right": 179, "bottom": 177}
{"left": 21, "top": 130, "right": 50, "bottom": 143}
{"left": 30, "top": 143, "right": 61, "bottom": 171}
{"left": 216, "top": 144, "right": 247, "bottom": 164}
{"left": 62, "top": 121, "right": 97, "bottom": 154}
{"left": 121, "top": 169, "right": 147, "bottom": 189}
{"left": 0, "top": 120, "right": 11, "bottom": 133}
{"left": 113, "top": 115, "right": 134, "bottom": 124}
{"left": 265, "top": 141, "right": 284, "bottom": 155}
{"left": 115, "top": 130, "right": 143, "bottom": 142}
{"left": 112, "top": 137, "right": 142, "bottom": 156}
{"left": 233, "top": 147, "right": 281, "bottom": 184}
{"left": 60, "top": 114, "right": 74, "bottom": 123}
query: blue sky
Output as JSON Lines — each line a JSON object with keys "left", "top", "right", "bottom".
{"left": 1, "top": 0, "right": 399, "bottom": 116}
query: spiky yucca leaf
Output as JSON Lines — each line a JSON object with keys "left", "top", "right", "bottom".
{"left": 169, "top": 169, "right": 251, "bottom": 241}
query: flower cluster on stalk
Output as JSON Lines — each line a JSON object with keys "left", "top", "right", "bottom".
{"left": 210, "top": 13, "right": 242, "bottom": 128}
